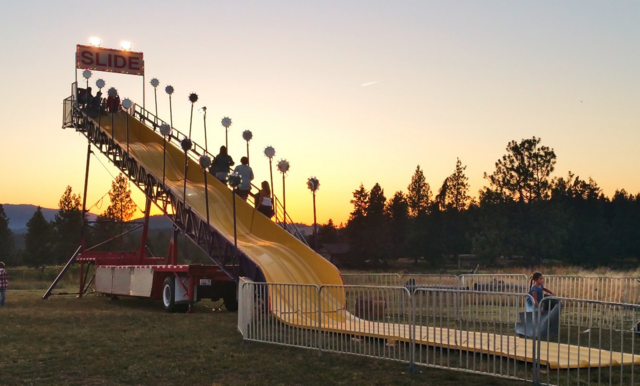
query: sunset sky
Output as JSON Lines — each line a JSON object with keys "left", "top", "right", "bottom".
{"left": 0, "top": 1, "right": 639, "bottom": 225}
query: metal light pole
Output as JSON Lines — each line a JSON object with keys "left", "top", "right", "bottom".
{"left": 199, "top": 106, "right": 211, "bottom": 226}
{"left": 242, "top": 130, "right": 253, "bottom": 164}
{"left": 221, "top": 117, "right": 232, "bottom": 151}
{"left": 79, "top": 70, "right": 92, "bottom": 252}
{"left": 228, "top": 173, "right": 242, "bottom": 249}
{"left": 188, "top": 93, "right": 198, "bottom": 138}
{"left": 159, "top": 123, "right": 171, "bottom": 188}
{"left": 199, "top": 107, "right": 208, "bottom": 153}
{"left": 95, "top": 78, "right": 105, "bottom": 127}
{"left": 150, "top": 78, "right": 160, "bottom": 119}
{"left": 181, "top": 137, "right": 192, "bottom": 207}
{"left": 182, "top": 93, "right": 198, "bottom": 207}
{"left": 200, "top": 155, "right": 212, "bottom": 225}
{"left": 277, "top": 159, "right": 290, "bottom": 229}
{"left": 264, "top": 146, "right": 276, "bottom": 200}
{"left": 107, "top": 87, "right": 118, "bottom": 145}
{"left": 121, "top": 98, "right": 132, "bottom": 159}
{"left": 165, "top": 85, "right": 175, "bottom": 130}
{"left": 307, "top": 177, "right": 320, "bottom": 250}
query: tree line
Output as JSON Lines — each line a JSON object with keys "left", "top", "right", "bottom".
{"left": 332, "top": 137, "right": 640, "bottom": 269}
{"left": 0, "top": 174, "right": 143, "bottom": 267}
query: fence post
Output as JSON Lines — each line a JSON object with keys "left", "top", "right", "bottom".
{"left": 407, "top": 287, "right": 416, "bottom": 373}
{"left": 318, "top": 285, "right": 323, "bottom": 357}
{"left": 532, "top": 296, "right": 543, "bottom": 386}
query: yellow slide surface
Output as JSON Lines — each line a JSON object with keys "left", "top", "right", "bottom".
{"left": 94, "top": 111, "right": 639, "bottom": 370}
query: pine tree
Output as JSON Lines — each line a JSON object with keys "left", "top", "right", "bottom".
{"left": 385, "top": 191, "right": 409, "bottom": 257}
{"left": 0, "top": 204, "right": 15, "bottom": 265}
{"left": 23, "top": 207, "right": 53, "bottom": 267}
{"left": 52, "top": 186, "right": 83, "bottom": 263}
{"left": 407, "top": 165, "right": 432, "bottom": 217}
{"left": 103, "top": 173, "right": 137, "bottom": 222}
{"left": 318, "top": 219, "right": 339, "bottom": 244}
{"left": 437, "top": 158, "right": 471, "bottom": 212}
{"left": 482, "top": 137, "right": 556, "bottom": 203}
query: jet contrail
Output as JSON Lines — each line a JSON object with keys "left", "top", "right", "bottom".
{"left": 361, "top": 81, "right": 379, "bottom": 87}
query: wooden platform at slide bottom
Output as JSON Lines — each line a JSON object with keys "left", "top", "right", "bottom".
{"left": 274, "top": 311, "right": 640, "bottom": 370}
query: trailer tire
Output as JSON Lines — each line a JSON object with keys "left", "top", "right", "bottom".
{"left": 162, "top": 277, "right": 177, "bottom": 313}
{"left": 223, "top": 283, "right": 238, "bottom": 312}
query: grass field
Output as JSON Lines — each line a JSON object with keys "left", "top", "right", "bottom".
{"left": 0, "top": 284, "right": 529, "bottom": 386}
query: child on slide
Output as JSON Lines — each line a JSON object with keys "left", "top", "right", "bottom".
{"left": 526, "top": 272, "right": 555, "bottom": 313}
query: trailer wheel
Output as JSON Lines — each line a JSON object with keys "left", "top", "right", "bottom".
{"left": 223, "top": 283, "right": 238, "bottom": 312}
{"left": 162, "top": 277, "right": 177, "bottom": 313}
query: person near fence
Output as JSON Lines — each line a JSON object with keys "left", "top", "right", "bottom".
{"left": 255, "top": 181, "right": 274, "bottom": 218}
{"left": 526, "top": 272, "right": 554, "bottom": 313}
{"left": 0, "top": 262, "right": 8, "bottom": 307}
{"left": 210, "top": 146, "right": 235, "bottom": 184}
{"left": 233, "top": 157, "right": 254, "bottom": 200}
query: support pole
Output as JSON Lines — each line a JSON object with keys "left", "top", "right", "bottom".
{"left": 204, "top": 171, "right": 210, "bottom": 226}
{"left": 313, "top": 191, "right": 317, "bottom": 251}
{"left": 282, "top": 174, "right": 287, "bottom": 230}
{"left": 172, "top": 228, "right": 179, "bottom": 265}
{"left": 138, "top": 196, "right": 152, "bottom": 262}
{"left": 162, "top": 136, "right": 167, "bottom": 188}
{"left": 269, "top": 158, "right": 274, "bottom": 200}
{"left": 79, "top": 142, "right": 91, "bottom": 249}
{"left": 78, "top": 261, "right": 85, "bottom": 299}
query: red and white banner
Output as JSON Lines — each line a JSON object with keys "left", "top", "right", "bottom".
{"left": 76, "top": 44, "right": 144, "bottom": 76}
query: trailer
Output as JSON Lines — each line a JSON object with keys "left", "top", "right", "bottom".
{"left": 80, "top": 252, "right": 238, "bottom": 312}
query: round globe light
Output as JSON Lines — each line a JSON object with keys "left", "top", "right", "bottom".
{"left": 307, "top": 177, "right": 320, "bottom": 192}
{"left": 242, "top": 130, "right": 253, "bottom": 141}
{"left": 221, "top": 117, "right": 232, "bottom": 128}
{"left": 199, "top": 155, "right": 212, "bottom": 169}
{"left": 264, "top": 146, "right": 276, "bottom": 159}
{"left": 82, "top": 70, "right": 92, "bottom": 79}
{"left": 121, "top": 98, "right": 132, "bottom": 109}
{"left": 277, "top": 159, "right": 290, "bottom": 173}
{"left": 159, "top": 123, "right": 172, "bottom": 136}
{"left": 150, "top": 78, "right": 160, "bottom": 88}
{"left": 165, "top": 85, "right": 174, "bottom": 95}
{"left": 188, "top": 93, "right": 198, "bottom": 103}
{"left": 181, "top": 138, "right": 192, "bottom": 152}
{"left": 228, "top": 172, "right": 242, "bottom": 188}
{"left": 96, "top": 79, "right": 106, "bottom": 89}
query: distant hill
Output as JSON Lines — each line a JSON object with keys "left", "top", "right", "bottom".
{"left": 2, "top": 204, "right": 174, "bottom": 233}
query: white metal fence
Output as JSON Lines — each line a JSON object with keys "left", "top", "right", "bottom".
{"left": 340, "top": 273, "right": 402, "bottom": 287}
{"left": 238, "top": 280, "right": 640, "bottom": 385}
{"left": 536, "top": 297, "right": 640, "bottom": 386}
{"left": 341, "top": 273, "right": 640, "bottom": 304}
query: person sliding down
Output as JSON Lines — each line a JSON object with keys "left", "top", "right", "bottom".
{"left": 526, "top": 272, "right": 555, "bottom": 313}
{"left": 210, "top": 146, "right": 234, "bottom": 184}
{"left": 255, "top": 181, "right": 274, "bottom": 218}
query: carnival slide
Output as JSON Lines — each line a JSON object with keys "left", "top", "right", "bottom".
{"left": 93, "top": 110, "right": 639, "bottom": 370}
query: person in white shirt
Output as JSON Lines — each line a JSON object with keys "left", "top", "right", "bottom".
{"left": 233, "top": 157, "right": 254, "bottom": 200}
{"left": 255, "top": 181, "right": 274, "bottom": 218}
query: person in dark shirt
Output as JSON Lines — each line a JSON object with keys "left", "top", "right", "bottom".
{"left": 525, "top": 272, "right": 555, "bottom": 313}
{"left": 210, "top": 146, "right": 235, "bottom": 184}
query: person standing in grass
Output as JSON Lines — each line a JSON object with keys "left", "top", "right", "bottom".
{"left": 0, "top": 262, "right": 7, "bottom": 307}
{"left": 526, "top": 272, "right": 554, "bottom": 313}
